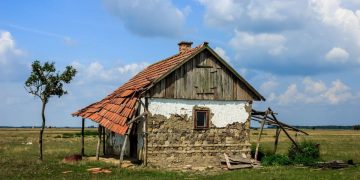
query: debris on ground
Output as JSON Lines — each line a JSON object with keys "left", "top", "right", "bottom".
{"left": 63, "top": 154, "right": 82, "bottom": 163}
{"left": 87, "top": 167, "right": 112, "bottom": 174}
{"left": 85, "top": 156, "right": 136, "bottom": 168}
{"left": 21, "top": 141, "right": 33, "bottom": 145}
{"left": 61, "top": 171, "right": 73, "bottom": 174}
{"left": 221, "top": 153, "right": 261, "bottom": 170}
{"left": 315, "top": 160, "right": 355, "bottom": 169}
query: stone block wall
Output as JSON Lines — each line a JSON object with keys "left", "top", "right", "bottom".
{"left": 147, "top": 113, "right": 251, "bottom": 168}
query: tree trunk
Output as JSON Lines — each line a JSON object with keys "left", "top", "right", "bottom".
{"left": 39, "top": 100, "right": 46, "bottom": 160}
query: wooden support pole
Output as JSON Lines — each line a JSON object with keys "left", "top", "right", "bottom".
{"left": 268, "top": 108, "right": 299, "bottom": 150}
{"left": 274, "top": 127, "right": 281, "bottom": 154}
{"left": 96, "top": 125, "right": 102, "bottom": 160}
{"left": 81, "top": 118, "right": 85, "bottom": 156}
{"left": 102, "top": 126, "right": 106, "bottom": 155}
{"left": 119, "top": 123, "right": 133, "bottom": 166}
{"left": 143, "top": 98, "right": 148, "bottom": 166}
{"left": 255, "top": 118, "right": 266, "bottom": 160}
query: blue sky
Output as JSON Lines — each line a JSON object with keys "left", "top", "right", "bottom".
{"left": 0, "top": 0, "right": 359, "bottom": 127}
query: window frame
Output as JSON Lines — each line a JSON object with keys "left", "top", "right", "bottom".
{"left": 193, "top": 109, "right": 210, "bottom": 129}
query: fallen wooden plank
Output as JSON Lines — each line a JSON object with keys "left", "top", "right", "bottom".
{"left": 316, "top": 160, "right": 351, "bottom": 169}
{"left": 228, "top": 164, "right": 253, "bottom": 169}
{"left": 220, "top": 157, "right": 255, "bottom": 164}
{"left": 223, "top": 153, "right": 254, "bottom": 170}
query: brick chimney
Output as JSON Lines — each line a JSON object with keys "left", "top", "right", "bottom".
{"left": 178, "top": 41, "right": 193, "bottom": 53}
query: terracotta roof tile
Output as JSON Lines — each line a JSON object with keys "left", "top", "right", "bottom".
{"left": 72, "top": 43, "right": 205, "bottom": 135}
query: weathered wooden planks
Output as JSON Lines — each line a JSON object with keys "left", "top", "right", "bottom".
{"left": 147, "top": 50, "right": 258, "bottom": 101}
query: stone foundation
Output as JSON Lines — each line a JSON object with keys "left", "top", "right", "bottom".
{"left": 147, "top": 114, "right": 251, "bottom": 168}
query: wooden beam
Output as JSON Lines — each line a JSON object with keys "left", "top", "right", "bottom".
{"left": 252, "top": 115, "right": 308, "bottom": 135}
{"left": 102, "top": 126, "right": 106, "bottom": 155}
{"left": 81, "top": 118, "right": 85, "bottom": 156}
{"left": 274, "top": 127, "right": 281, "bottom": 154}
{"left": 96, "top": 125, "right": 102, "bottom": 160}
{"left": 254, "top": 113, "right": 266, "bottom": 160}
{"left": 126, "top": 112, "right": 148, "bottom": 125}
{"left": 224, "top": 153, "right": 253, "bottom": 170}
{"left": 143, "top": 98, "right": 149, "bottom": 166}
{"left": 119, "top": 123, "right": 133, "bottom": 166}
{"left": 268, "top": 107, "right": 299, "bottom": 150}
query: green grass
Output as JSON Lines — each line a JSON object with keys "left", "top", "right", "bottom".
{"left": 0, "top": 128, "right": 359, "bottom": 179}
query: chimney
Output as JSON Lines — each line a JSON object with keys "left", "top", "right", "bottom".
{"left": 178, "top": 41, "right": 193, "bottom": 53}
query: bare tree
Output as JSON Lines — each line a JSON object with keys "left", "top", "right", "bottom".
{"left": 25, "top": 60, "right": 77, "bottom": 160}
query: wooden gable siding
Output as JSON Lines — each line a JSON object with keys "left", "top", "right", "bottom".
{"left": 146, "top": 50, "right": 257, "bottom": 101}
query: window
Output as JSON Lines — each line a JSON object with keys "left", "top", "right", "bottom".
{"left": 194, "top": 110, "right": 209, "bottom": 129}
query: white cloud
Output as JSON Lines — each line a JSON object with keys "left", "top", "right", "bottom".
{"left": 270, "top": 77, "right": 353, "bottom": 105}
{"left": 323, "top": 79, "right": 352, "bottom": 104}
{"left": 325, "top": 47, "right": 349, "bottom": 63}
{"left": 229, "top": 31, "right": 286, "bottom": 56}
{"left": 72, "top": 61, "right": 148, "bottom": 85}
{"left": 117, "top": 63, "right": 149, "bottom": 74}
{"left": 198, "top": 0, "right": 243, "bottom": 26}
{"left": 199, "top": 0, "right": 360, "bottom": 75}
{"left": 198, "top": 0, "right": 299, "bottom": 27}
{"left": 310, "top": 0, "right": 360, "bottom": 47}
{"left": 214, "top": 47, "right": 230, "bottom": 62}
{"left": 63, "top": 37, "right": 77, "bottom": 46}
{"left": 260, "top": 78, "right": 279, "bottom": 93}
{"left": 246, "top": 0, "right": 288, "bottom": 21}
{"left": 104, "top": 0, "right": 186, "bottom": 37}
{"left": 0, "top": 31, "right": 24, "bottom": 64}
{"left": 302, "top": 77, "right": 327, "bottom": 94}
{"left": 277, "top": 84, "right": 303, "bottom": 104}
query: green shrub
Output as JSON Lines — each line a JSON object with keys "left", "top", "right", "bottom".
{"left": 261, "top": 154, "right": 292, "bottom": 166}
{"left": 353, "top": 125, "right": 360, "bottom": 130}
{"left": 252, "top": 132, "right": 267, "bottom": 135}
{"left": 74, "top": 130, "right": 98, "bottom": 137}
{"left": 61, "top": 131, "right": 98, "bottom": 138}
{"left": 250, "top": 144, "right": 268, "bottom": 161}
{"left": 62, "top": 133, "right": 74, "bottom": 138}
{"left": 53, "top": 135, "right": 62, "bottom": 138}
{"left": 288, "top": 141, "right": 320, "bottom": 166}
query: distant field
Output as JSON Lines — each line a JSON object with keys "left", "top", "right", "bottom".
{"left": 0, "top": 128, "right": 359, "bottom": 179}
{"left": 252, "top": 129, "right": 360, "bottom": 162}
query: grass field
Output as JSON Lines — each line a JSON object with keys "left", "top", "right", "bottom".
{"left": 0, "top": 128, "right": 359, "bottom": 179}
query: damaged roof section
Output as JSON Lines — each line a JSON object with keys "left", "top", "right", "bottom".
{"left": 72, "top": 43, "right": 205, "bottom": 135}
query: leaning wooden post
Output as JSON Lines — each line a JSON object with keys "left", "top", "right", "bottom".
{"left": 268, "top": 107, "right": 300, "bottom": 150}
{"left": 119, "top": 123, "right": 133, "bottom": 166}
{"left": 81, "top": 118, "right": 85, "bottom": 156}
{"left": 273, "top": 126, "right": 281, "bottom": 154}
{"left": 255, "top": 111, "right": 267, "bottom": 160}
{"left": 96, "top": 125, "right": 102, "bottom": 160}
{"left": 102, "top": 126, "right": 106, "bottom": 155}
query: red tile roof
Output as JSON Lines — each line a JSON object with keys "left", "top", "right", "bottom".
{"left": 72, "top": 43, "right": 205, "bottom": 135}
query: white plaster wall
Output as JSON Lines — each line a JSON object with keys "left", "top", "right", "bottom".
{"left": 148, "top": 98, "right": 250, "bottom": 127}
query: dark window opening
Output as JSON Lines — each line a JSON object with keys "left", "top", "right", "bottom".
{"left": 194, "top": 110, "right": 209, "bottom": 129}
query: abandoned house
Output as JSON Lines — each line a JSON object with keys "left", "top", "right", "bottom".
{"left": 72, "top": 41, "right": 265, "bottom": 168}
